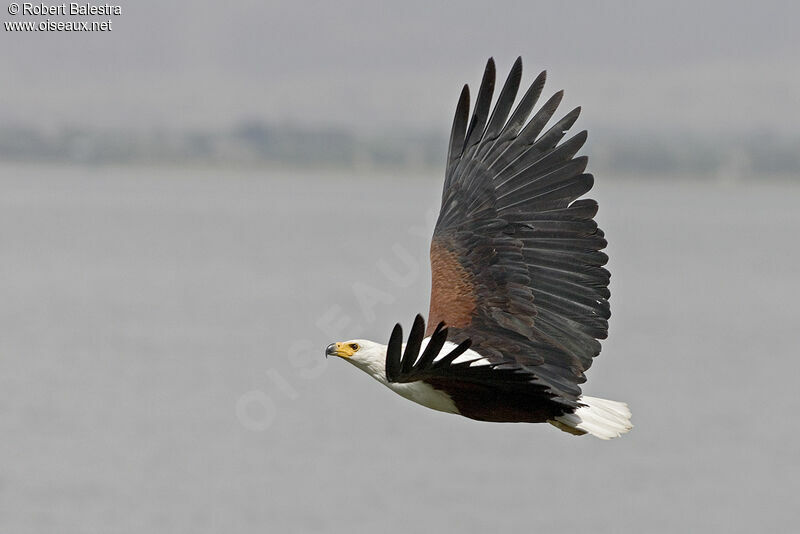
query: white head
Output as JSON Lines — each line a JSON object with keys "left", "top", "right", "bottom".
{"left": 325, "top": 339, "right": 388, "bottom": 383}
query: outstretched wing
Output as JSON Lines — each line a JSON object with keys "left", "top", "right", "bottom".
{"left": 427, "top": 58, "right": 610, "bottom": 409}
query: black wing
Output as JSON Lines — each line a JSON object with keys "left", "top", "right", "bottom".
{"left": 385, "top": 314, "right": 542, "bottom": 391}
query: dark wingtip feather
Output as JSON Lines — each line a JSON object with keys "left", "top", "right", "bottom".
{"left": 563, "top": 106, "right": 581, "bottom": 129}
{"left": 530, "top": 71, "right": 548, "bottom": 103}
{"left": 573, "top": 155, "right": 589, "bottom": 175}
{"left": 509, "top": 57, "right": 522, "bottom": 82}
{"left": 402, "top": 315, "right": 426, "bottom": 374}
{"left": 529, "top": 90, "right": 564, "bottom": 133}
{"left": 532, "top": 71, "right": 547, "bottom": 96}
{"left": 463, "top": 59, "right": 497, "bottom": 149}
{"left": 416, "top": 319, "right": 448, "bottom": 370}
{"left": 509, "top": 58, "right": 523, "bottom": 92}
{"left": 493, "top": 69, "right": 548, "bottom": 145}
{"left": 447, "top": 84, "right": 470, "bottom": 163}
{"left": 483, "top": 57, "right": 524, "bottom": 142}
{"left": 385, "top": 323, "right": 403, "bottom": 382}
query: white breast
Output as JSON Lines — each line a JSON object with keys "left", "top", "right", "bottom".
{"left": 386, "top": 380, "right": 460, "bottom": 414}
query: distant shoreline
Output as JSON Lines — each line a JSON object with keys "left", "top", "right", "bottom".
{"left": 1, "top": 121, "right": 797, "bottom": 181}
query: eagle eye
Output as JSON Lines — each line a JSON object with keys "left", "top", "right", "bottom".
{"left": 349, "top": 343, "right": 360, "bottom": 351}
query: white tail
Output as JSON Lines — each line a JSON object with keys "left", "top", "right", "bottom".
{"left": 550, "top": 396, "right": 633, "bottom": 440}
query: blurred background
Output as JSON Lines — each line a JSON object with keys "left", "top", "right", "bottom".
{"left": 1, "top": 1, "right": 798, "bottom": 532}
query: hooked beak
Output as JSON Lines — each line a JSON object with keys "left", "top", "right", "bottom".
{"left": 325, "top": 342, "right": 353, "bottom": 359}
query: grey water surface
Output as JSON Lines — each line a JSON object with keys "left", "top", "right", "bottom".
{"left": 1, "top": 164, "right": 797, "bottom": 533}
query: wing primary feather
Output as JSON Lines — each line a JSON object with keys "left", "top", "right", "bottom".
{"left": 415, "top": 321, "right": 447, "bottom": 371}
{"left": 401, "top": 314, "right": 426, "bottom": 374}
{"left": 444, "top": 84, "right": 470, "bottom": 189}
{"left": 462, "top": 58, "right": 496, "bottom": 152}
{"left": 517, "top": 91, "right": 566, "bottom": 145}
{"left": 483, "top": 56, "right": 522, "bottom": 143}
{"left": 497, "top": 69, "right": 547, "bottom": 144}
{"left": 433, "top": 338, "right": 473, "bottom": 369}
{"left": 385, "top": 323, "right": 403, "bottom": 382}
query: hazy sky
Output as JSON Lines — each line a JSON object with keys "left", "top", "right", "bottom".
{"left": 2, "top": 0, "right": 798, "bottom": 134}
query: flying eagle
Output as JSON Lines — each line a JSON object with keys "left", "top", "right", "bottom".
{"left": 326, "top": 58, "right": 632, "bottom": 439}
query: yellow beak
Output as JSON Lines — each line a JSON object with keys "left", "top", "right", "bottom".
{"left": 325, "top": 342, "right": 354, "bottom": 358}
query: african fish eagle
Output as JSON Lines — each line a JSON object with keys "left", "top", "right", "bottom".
{"left": 326, "top": 58, "right": 632, "bottom": 439}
